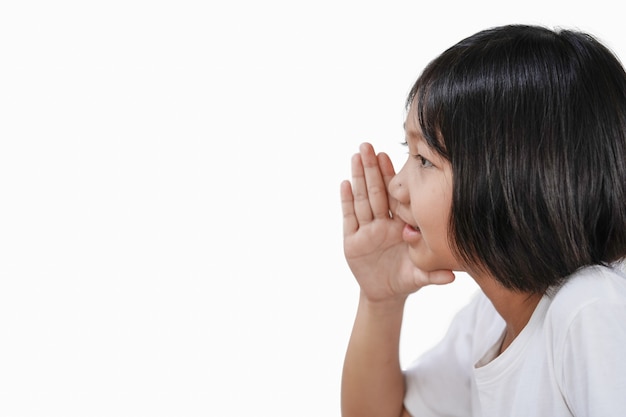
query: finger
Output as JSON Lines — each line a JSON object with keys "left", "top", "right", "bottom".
{"left": 360, "top": 143, "right": 390, "bottom": 219}
{"left": 351, "top": 152, "right": 374, "bottom": 223}
{"left": 377, "top": 152, "right": 399, "bottom": 217}
{"left": 340, "top": 180, "right": 359, "bottom": 237}
{"left": 425, "top": 270, "right": 456, "bottom": 286}
{"left": 377, "top": 152, "right": 396, "bottom": 185}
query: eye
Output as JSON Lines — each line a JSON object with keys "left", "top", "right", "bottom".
{"left": 401, "top": 141, "right": 434, "bottom": 168}
{"left": 415, "top": 154, "right": 433, "bottom": 168}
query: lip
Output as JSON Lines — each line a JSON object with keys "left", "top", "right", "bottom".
{"left": 395, "top": 210, "right": 422, "bottom": 242}
{"left": 401, "top": 223, "right": 422, "bottom": 242}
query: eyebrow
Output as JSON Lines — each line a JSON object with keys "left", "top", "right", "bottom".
{"left": 403, "top": 122, "right": 422, "bottom": 141}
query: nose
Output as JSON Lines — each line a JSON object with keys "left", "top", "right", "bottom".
{"left": 389, "top": 162, "right": 409, "bottom": 204}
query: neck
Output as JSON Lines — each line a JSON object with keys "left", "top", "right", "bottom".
{"left": 472, "top": 273, "right": 543, "bottom": 353}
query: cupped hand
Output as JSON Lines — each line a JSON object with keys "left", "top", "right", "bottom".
{"left": 341, "top": 143, "right": 454, "bottom": 302}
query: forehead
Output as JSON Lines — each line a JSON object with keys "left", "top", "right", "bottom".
{"left": 404, "top": 109, "right": 424, "bottom": 141}
{"left": 403, "top": 106, "right": 450, "bottom": 164}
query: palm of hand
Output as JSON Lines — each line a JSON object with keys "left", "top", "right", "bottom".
{"left": 343, "top": 215, "right": 420, "bottom": 300}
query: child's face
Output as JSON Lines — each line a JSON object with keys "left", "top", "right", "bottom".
{"left": 389, "top": 111, "right": 462, "bottom": 272}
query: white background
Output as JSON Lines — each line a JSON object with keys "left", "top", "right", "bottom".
{"left": 0, "top": 1, "right": 624, "bottom": 416}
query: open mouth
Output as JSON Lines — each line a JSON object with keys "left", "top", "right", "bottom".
{"left": 397, "top": 213, "right": 422, "bottom": 237}
{"left": 402, "top": 222, "right": 422, "bottom": 242}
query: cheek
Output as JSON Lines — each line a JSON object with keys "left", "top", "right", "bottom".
{"left": 423, "top": 183, "right": 452, "bottom": 217}
{"left": 417, "top": 185, "right": 454, "bottom": 240}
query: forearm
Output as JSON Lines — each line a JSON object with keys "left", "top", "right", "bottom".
{"left": 341, "top": 292, "right": 407, "bottom": 417}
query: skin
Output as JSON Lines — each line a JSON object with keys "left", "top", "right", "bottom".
{"left": 340, "top": 110, "right": 541, "bottom": 417}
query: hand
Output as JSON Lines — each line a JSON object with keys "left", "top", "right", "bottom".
{"left": 341, "top": 143, "right": 455, "bottom": 302}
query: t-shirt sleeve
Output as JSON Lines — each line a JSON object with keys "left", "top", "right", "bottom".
{"left": 557, "top": 299, "right": 626, "bottom": 416}
{"left": 403, "top": 294, "right": 485, "bottom": 417}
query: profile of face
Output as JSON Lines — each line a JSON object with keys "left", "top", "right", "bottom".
{"left": 389, "top": 109, "right": 463, "bottom": 273}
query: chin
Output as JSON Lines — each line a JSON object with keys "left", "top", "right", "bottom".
{"left": 408, "top": 253, "right": 439, "bottom": 272}
{"left": 409, "top": 248, "right": 458, "bottom": 272}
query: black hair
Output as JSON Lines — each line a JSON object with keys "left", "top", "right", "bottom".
{"left": 407, "top": 24, "right": 626, "bottom": 292}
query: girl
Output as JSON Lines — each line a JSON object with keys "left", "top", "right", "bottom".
{"left": 340, "top": 25, "right": 626, "bottom": 417}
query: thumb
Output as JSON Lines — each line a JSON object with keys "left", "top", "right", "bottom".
{"left": 425, "top": 269, "right": 456, "bottom": 286}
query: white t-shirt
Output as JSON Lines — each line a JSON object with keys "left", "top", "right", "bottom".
{"left": 403, "top": 264, "right": 626, "bottom": 417}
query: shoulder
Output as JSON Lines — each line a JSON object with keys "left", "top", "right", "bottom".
{"left": 545, "top": 263, "right": 626, "bottom": 325}
{"left": 544, "top": 263, "right": 626, "bottom": 350}
{"left": 544, "top": 264, "right": 626, "bottom": 415}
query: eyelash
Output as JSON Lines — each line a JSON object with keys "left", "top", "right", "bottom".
{"left": 401, "top": 141, "right": 433, "bottom": 168}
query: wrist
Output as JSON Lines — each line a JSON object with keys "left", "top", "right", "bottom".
{"left": 358, "top": 291, "right": 408, "bottom": 315}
